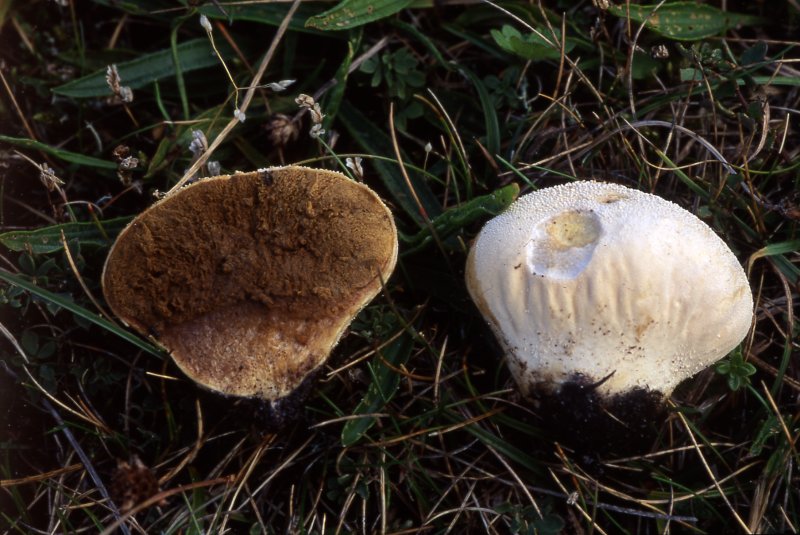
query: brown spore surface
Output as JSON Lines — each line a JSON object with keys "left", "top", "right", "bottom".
{"left": 102, "top": 167, "right": 397, "bottom": 400}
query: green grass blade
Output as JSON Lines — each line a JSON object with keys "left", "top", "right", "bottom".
{"left": 144, "top": 136, "right": 173, "bottom": 178}
{"left": 171, "top": 21, "right": 191, "bottom": 121}
{"left": 752, "top": 75, "right": 800, "bottom": 87}
{"left": 338, "top": 100, "right": 442, "bottom": 226}
{"left": 322, "top": 29, "right": 362, "bottom": 128}
{"left": 490, "top": 24, "right": 576, "bottom": 61}
{"left": 0, "top": 217, "right": 133, "bottom": 254}
{"left": 748, "top": 239, "right": 800, "bottom": 264}
{"left": 0, "top": 1, "right": 11, "bottom": 28}
{"left": 391, "top": 20, "right": 452, "bottom": 70}
{"left": 88, "top": 0, "right": 174, "bottom": 17}
{"left": 772, "top": 339, "right": 795, "bottom": 399}
{"left": 52, "top": 38, "right": 234, "bottom": 98}
{"left": 306, "top": 0, "right": 413, "bottom": 30}
{"left": 460, "top": 420, "right": 544, "bottom": 476}
{"left": 198, "top": 2, "right": 328, "bottom": 33}
{"left": 652, "top": 148, "right": 710, "bottom": 199}
{"left": 0, "top": 135, "right": 117, "bottom": 169}
{"left": 402, "top": 183, "right": 518, "bottom": 255}
{"left": 607, "top": 2, "right": 763, "bottom": 41}
{"left": 0, "top": 269, "right": 163, "bottom": 358}
{"left": 341, "top": 327, "right": 414, "bottom": 447}
{"left": 748, "top": 240, "right": 800, "bottom": 288}
{"left": 457, "top": 66, "right": 501, "bottom": 158}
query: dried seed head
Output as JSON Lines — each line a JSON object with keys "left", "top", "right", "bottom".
{"left": 117, "top": 156, "right": 139, "bottom": 186}
{"left": 199, "top": 14, "right": 212, "bottom": 33}
{"left": 118, "top": 86, "right": 133, "bottom": 103}
{"left": 265, "top": 79, "right": 295, "bottom": 92}
{"left": 309, "top": 103, "right": 325, "bottom": 125}
{"left": 105, "top": 65, "right": 120, "bottom": 91}
{"left": 651, "top": 44, "right": 670, "bottom": 59}
{"left": 112, "top": 144, "right": 131, "bottom": 161}
{"left": 106, "top": 65, "right": 133, "bottom": 103}
{"left": 295, "top": 93, "right": 316, "bottom": 108}
{"left": 110, "top": 456, "right": 166, "bottom": 513}
{"left": 188, "top": 130, "right": 208, "bottom": 157}
{"left": 38, "top": 164, "right": 63, "bottom": 192}
{"left": 296, "top": 94, "right": 327, "bottom": 138}
{"left": 309, "top": 123, "right": 326, "bottom": 139}
{"left": 265, "top": 114, "right": 300, "bottom": 147}
{"left": 113, "top": 146, "right": 138, "bottom": 185}
{"left": 345, "top": 157, "right": 364, "bottom": 180}
{"left": 119, "top": 156, "right": 139, "bottom": 171}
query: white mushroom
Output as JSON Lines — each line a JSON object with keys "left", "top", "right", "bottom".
{"left": 465, "top": 180, "right": 753, "bottom": 402}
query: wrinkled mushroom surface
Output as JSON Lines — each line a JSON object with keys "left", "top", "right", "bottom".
{"left": 103, "top": 166, "right": 397, "bottom": 401}
{"left": 466, "top": 181, "right": 753, "bottom": 400}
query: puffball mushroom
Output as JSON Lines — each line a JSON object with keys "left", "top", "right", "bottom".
{"left": 466, "top": 181, "right": 753, "bottom": 449}
{"left": 102, "top": 166, "right": 397, "bottom": 412}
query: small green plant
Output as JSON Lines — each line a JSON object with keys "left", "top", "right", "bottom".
{"left": 484, "top": 67, "right": 526, "bottom": 111}
{"left": 716, "top": 349, "right": 757, "bottom": 391}
{"left": 495, "top": 502, "right": 564, "bottom": 535}
{"left": 360, "top": 48, "right": 425, "bottom": 100}
{"left": 359, "top": 47, "right": 425, "bottom": 129}
{"left": 490, "top": 25, "right": 575, "bottom": 61}
{"left": 677, "top": 42, "right": 735, "bottom": 81}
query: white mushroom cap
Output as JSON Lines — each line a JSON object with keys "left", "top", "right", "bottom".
{"left": 465, "top": 181, "right": 753, "bottom": 399}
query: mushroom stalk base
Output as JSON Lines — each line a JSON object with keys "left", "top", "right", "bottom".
{"left": 249, "top": 369, "right": 323, "bottom": 431}
{"left": 529, "top": 374, "right": 666, "bottom": 456}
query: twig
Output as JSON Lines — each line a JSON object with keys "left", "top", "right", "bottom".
{"left": 675, "top": 409, "right": 752, "bottom": 533}
{"left": 216, "top": 434, "right": 273, "bottom": 533}
{"left": 0, "top": 67, "right": 43, "bottom": 151}
{"left": 170, "top": 0, "right": 302, "bottom": 192}
{"left": 576, "top": 119, "right": 736, "bottom": 175}
{"left": 0, "top": 357, "right": 131, "bottom": 535}
{"left": 60, "top": 230, "right": 117, "bottom": 325}
{"left": 0, "top": 464, "right": 82, "bottom": 488}
{"left": 312, "top": 36, "right": 390, "bottom": 102}
{"left": 548, "top": 466, "right": 610, "bottom": 535}
{"left": 484, "top": 442, "right": 543, "bottom": 518}
{"left": 97, "top": 476, "right": 235, "bottom": 535}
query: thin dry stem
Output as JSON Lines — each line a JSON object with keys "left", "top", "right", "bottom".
{"left": 171, "top": 0, "right": 302, "bottom": 191}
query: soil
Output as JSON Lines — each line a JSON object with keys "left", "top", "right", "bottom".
{"left": 529, "top": 374, "right": 667, "bottom": 457}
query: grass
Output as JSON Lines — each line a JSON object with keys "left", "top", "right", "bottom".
{"left": 1, "top": 0, "right": 799, "bottom": 533}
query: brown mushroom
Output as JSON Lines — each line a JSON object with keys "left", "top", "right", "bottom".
{"left": 102, "top": 166, "right": 398, "bottom": 404}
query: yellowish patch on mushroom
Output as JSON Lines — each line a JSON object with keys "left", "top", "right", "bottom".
{"left": 545, "top": 210, "right": 601, "bottom": 249}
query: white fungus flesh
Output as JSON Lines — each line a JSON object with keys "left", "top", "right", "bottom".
{"left": 465, "top": 181, "right": 753, "bottom": 400}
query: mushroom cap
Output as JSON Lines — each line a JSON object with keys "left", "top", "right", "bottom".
{"left": 465, "top": 180, "right": 753, "bottom": 398}
{"left": 102, "top": 166, "right": 398, "bottom": 400}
